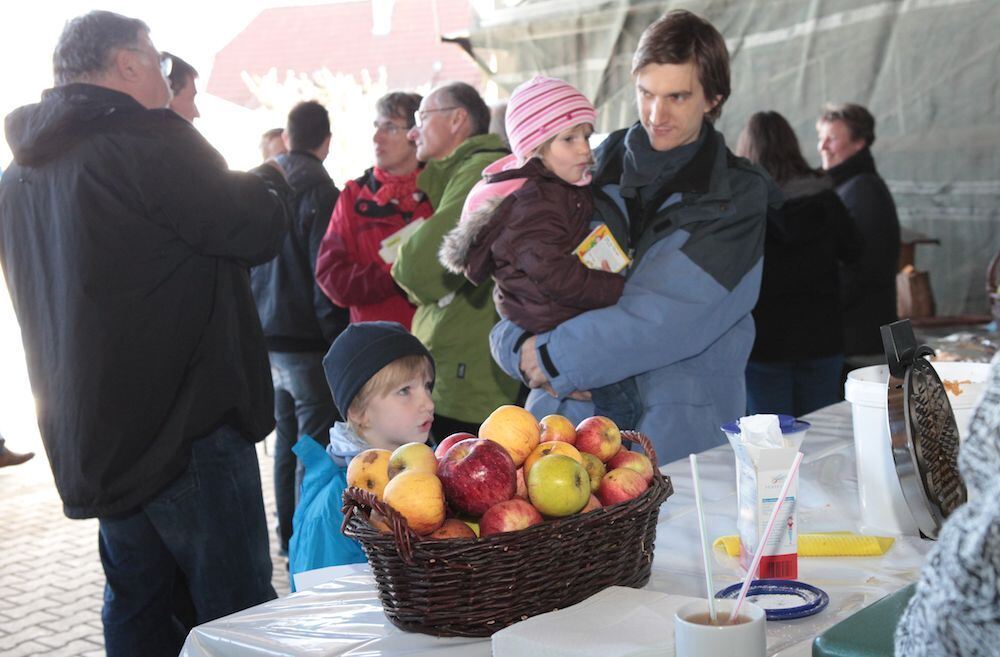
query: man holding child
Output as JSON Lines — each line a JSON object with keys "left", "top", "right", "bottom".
{"left": 491, "top": 10, "right": 780, "bottom": 463}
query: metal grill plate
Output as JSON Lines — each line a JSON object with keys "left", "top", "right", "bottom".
{"left": 886, "top": 358, "right": 966, "bottom": 539}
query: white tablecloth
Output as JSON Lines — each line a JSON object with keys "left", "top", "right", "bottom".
{"left": 182, "top": 402, "right": 932, "bottom": 657}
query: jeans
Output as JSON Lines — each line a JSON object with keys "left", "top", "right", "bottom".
{"left": 98, "top": 424, "right": 276, "bottom": 657}
{"left": 745, "top": 354, "right": 845, "bottom": 417}
{"left": 270, "top": 350, "right": 339, "bottom": 552}
{"left": 591, "top": 377, "right": 643, "bottom": 430}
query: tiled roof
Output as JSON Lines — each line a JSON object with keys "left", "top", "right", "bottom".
{"left": 207, "top": 0, "right": 482, "bottom": 107}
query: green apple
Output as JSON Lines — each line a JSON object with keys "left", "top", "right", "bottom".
{"left": 527, "top": 454, "right": 591, "bottom": 517}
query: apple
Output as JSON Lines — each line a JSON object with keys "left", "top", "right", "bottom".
{"left": 515, "top": 468, "right": 528, "bottom": 499}
{"left": 581, "top": 494, "right": 603, "bottom": 514}
{"left": 382, "top": 471, "right": 446, "bottom": 535}
{"left": 346, "top": 448, "right": 392, "bottom": 500}
{"left": 368, "top": 509, "right": 393, "bottom": 534}
{"left": 388, "top": 442, "right": 438, "bottom": 479}
{"left": 575, "top": 416, "right": 622, "bottom": 463}
{"left": 434, "top": 432, "right": 476, "bottom": 460}
{"left": 607, "top": 449, "right": 655, "bottom": 484}
{"left": 480, "top": 498, "right": 544, "bottom": 536}
{"left": 527, "top": 454, "right": 591, "bottom": 517}
{"left": 479, "top": 404, "right": 541, "bottom": 467}
{"left": 539, "top": 414, "right": 576, "bottom": 444}
{"left": 523, "top": 441, "right": 583, "bottom": 479}
{"left": 437, "top": 438, "right": 517, "bottom": 516}
{"left": 579, "top": 452, "right": 606, "bottom": 493}
{"left": 463, "top": 519, "right": 481, "bottom": 537}
{"left": 426, "top": 518, "right": 478, "bottom": 540}
{"left": 597, "top": 468, "right": 649, "bottom": 506}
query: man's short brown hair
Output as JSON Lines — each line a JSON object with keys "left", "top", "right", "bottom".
{"left": 631, "top": 9, "right": 731, "bottom": 122}
{"left": 819, "top": 103, "right": 876, "bottom": 147}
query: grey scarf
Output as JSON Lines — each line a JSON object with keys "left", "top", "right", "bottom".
{"left": 620, "top": 121, "right": 708, "bottom": 201}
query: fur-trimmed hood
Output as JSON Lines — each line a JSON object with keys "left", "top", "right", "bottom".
{"left": 439, "top": 193, "right": 510, "bottom": 283}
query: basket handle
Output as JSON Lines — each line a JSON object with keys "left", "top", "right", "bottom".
{"left": 341, "top": 486, "right": 418, "bottom": 565}
{"left": 621, "top": 430, "right": 659, "bottom": 469}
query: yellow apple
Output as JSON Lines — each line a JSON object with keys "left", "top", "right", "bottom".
{"left": 479, "top": 405, "right": 541, "bottom": 467}
{"left": 523, "top": 441, "right": 583, "bottom": 480}
{"left": 346, "top": 448, "right": 392, "bottom": 500}
{"left": 382, "top": 471, "right": 446, "bottom": 535}
{"left": 388, "top": 442, "right": 438, "bottom": 479}
{"left": 527, "top": 454, "right": 590, "bottom": 517}
{"left": 539, "top": 414, "right": 576, "bottom": 444}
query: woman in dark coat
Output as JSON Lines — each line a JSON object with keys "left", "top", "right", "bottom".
{"left": 737, "top": 111, "right": 863, "bottom": 416}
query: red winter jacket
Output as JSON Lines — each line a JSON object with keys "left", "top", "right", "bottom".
{"left": 439, "top": 158, "right": 624, "bottom": 334}
{"left": 315, "top": 167, "right": 432, "bottom": 327}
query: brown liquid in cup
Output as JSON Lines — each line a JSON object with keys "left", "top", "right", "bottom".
{"left": 684, "top": 612, "right": 752, "bottom": 626}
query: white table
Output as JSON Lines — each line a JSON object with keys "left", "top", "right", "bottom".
{"left": 182, "top": 402, "right": 932, "bottom": 657}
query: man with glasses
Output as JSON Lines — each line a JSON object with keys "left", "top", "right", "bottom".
{"left": 0, "top": 11, "right": 287, "bottom": 656}
{"left": 390, "top": 82, "right": 519, "bottom": 439}
{"left": 316, "top": 91, "right": 432, "bottom": 328}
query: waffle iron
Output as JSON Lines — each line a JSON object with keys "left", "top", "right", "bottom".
{"left": 881, "top": 320, "right": 967, "bottom": 539}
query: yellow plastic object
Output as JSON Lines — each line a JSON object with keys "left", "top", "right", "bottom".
{"left": 714, "top": 532, "right": 894, "bottom": 557}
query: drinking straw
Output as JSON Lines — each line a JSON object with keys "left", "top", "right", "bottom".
{"left": 729, "top": 451, "right": 805, "bottom": 623}
{"left": 689, "top": 454, "right": 718, "bottom": 623}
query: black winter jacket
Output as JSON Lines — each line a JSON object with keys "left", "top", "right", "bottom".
{"left": 0, "top": 84, "right": 289, "bottom": 518}
{"left": 750, "top": 174, "right": 863, "bottom": 361}
{"left": 828, "top": 148, "right": 901, "bottom": 355}
{"left": 251, "top": 151, "right": 348, "bottom": 352}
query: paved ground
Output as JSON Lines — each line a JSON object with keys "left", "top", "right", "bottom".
{"left": 0, "top": 432, "right": 291, "bottom": 656}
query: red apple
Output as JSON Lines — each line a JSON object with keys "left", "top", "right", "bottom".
{"left": 480, "top": 499, "right": 544, "bottom": 536}
{"left": 434, "top": 432, "right": 476, "bottom": 460}
{"left": 597, "top": 468, "right": 649, "bottom": 506}
{"left": 581, "top": 494, "right": 603, "bottom": 514}
{"left": 575, "top": 416, "right": 622, "bottom": 463}
{"left": 607, "top": 449, "right": 655, "bottom": 483}
{"left": 515, "top": 468, "right": 528, "bottom": 500}
{"left": 426, "top": 518, "right": 478, "bottom": 540}
{"left": 437, "top": 438, "right": 517, "bottom": 516}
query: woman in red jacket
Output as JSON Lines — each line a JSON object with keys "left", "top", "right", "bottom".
{"left": 315, "top": 92, "right": 432, "bottom": 328}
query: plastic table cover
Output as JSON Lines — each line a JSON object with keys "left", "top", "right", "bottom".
{"left": 181, "top": 402, "right": 932, "bottom": 657}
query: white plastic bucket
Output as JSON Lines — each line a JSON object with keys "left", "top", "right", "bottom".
{"left": 844, "top": 361, "right": 989, "bottom": 536}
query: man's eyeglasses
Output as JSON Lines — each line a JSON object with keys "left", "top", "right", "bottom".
{"left": 414, "top": 107, "right": 458, "bottom": 128}
{"left": 373, "top": 121, "right": 408, "bottom": 136}
{"left": 125, "top": 48, "right": 172, "bottom": 78}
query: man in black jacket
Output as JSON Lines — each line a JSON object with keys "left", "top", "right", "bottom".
{"left": 817, "top": 103, "right": 901, "bottom": 358}
{"left": 251, "top": 101, "right": 347, "bottom": 556}
{"left": 0, "top": 11, "right": 287, "bottom": 656}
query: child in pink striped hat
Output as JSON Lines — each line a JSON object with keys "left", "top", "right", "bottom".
{"left": 440, "top": 75, "right": 641, "bottom": 429}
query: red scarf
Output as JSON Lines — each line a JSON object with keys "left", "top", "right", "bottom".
{"left": 372, "top": 166, "right": 424, "bottom": 214}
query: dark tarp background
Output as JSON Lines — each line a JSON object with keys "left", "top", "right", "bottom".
{"left": 468, "top": 0, "right": 1000, "bottom": 316}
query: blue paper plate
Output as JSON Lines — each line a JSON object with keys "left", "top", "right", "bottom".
{"left": 715, "top": 579, "right": 829, "bottom": 621}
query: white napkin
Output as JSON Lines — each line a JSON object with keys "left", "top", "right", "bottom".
{"left": 739, "top": 414, "right": 786, "bottom": 448}
{"left": 491, "top": 586, "right": 702, "bottom": 657}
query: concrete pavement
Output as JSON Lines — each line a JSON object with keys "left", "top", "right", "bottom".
{"left": 0, "top": 432, "right": 292, "bottom": 656}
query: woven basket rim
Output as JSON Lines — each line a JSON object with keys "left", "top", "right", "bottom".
{"left": 341, "top": 430, "right": 670, "bottom": 561}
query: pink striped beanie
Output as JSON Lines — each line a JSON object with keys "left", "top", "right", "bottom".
{"left": 505, "top": 76, "right": 597, "bottom": 164}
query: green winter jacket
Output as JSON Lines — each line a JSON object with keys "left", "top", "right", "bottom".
{"left": 391, "top": 134, "right": 519, "bottom": 424}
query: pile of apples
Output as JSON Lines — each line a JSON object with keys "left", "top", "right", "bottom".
{"left": 346, "top": 405, "right": 655, "bottom": 539}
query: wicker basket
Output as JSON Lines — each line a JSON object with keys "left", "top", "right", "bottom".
{"left": 341, "top": 430, "right": 673, "bottom": 637}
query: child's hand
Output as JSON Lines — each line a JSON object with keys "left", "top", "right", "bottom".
{"left": 600, "top": 260, "right": 611, "bottom": 272}
{"left": 567, "top": 390, "right": 592, "bottom": 401}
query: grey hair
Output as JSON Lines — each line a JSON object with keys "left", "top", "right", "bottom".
{"left": 436, "top": 82, "right": 490, "bottom": 136}
{"left": 54, "top": 11, "right": 149, "bottom": 85}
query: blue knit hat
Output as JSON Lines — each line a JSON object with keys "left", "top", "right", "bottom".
{"left": 323, "top": 321, "right": 433, "bottom": 417}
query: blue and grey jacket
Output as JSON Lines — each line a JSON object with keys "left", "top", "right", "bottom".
{"left": 490, "top": 124, "right": 780, "bottom": 464}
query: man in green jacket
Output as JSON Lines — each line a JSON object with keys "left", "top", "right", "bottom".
{"left": 392, "top": 82, "right": 519, "bottom": 438}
